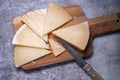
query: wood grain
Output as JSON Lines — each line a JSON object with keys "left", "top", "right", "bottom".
{"left": 13, "top": 5, "right": 120, "bottom": 70}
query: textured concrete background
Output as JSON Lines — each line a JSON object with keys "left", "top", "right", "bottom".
{"left": 0, "top": 0, "right": 120, "bottom": 80}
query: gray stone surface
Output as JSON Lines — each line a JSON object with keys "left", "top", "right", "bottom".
{"left": 0, "top": 0, "right": 120, "bottom": 80}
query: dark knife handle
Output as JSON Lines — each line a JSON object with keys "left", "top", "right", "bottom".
{"left": 83, "top": 64, "right": 104, "bottom": 80}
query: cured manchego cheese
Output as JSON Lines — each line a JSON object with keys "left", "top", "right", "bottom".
{"left": 49, "top": 38, "right": 65, "bottom": 56}
{"left": 43, "top": 3, "right": 72, "bottom": 35}
{"left": 12, "top": 24, "right": 49, "bottom": 49}
{"left": 14, "top": 46, "right": 51, "bottom": 67}
{"left": 53, "top": 21, "right": 90, "bottom": 50}
{"left": 21, "top": 9, "right": 48, "bottom": 42}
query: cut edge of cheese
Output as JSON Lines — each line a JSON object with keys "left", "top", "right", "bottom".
{"left": 43, "top": 3, "right": 72, "bottom": 35}
{"left": 12, "top": 24, "right": 49, "bottom": 49}
{"left": 14, "top": 46, "right": 51, "bottom": 67}
{"left": 21, "top": 9, "right": 48, "bottom": 42}
{"left": 49, "top": 38, "right": 65, "bottom": 56}
{"left": 52, "top": 21, "right": 90, "bottom": 50}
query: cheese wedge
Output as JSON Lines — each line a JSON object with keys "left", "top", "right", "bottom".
{"left": 43, "top": 3, "right": 72, "bottom": 35}
{"left": 49, "top": 38, "right": 65, "bottom": 56}
{"left": 21, "top": 9, "right": 48, "bottom": 42}
{"left": 12, "top": 24, "right": 49, "bottom": 49}
{"left": 53, "top": 21, "right": 90, "bottom": 50}
{"left": 14, "top": 46, "right": 51, "bottom": 67}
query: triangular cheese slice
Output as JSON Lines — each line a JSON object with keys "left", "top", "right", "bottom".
{"left": 49, "top": 38, "right": 65, "bottom": 56}
{"left": 43, "top": 3, "right": 72, "bottom": 35}
{"left": 21, "top": 9, "right": 48, "bottom": 42}
{"left": 14, "top": 46, "right": 51, "bottom": 67}
{"left": 53, "top": 21, "right": 90, "bottom": 50}
{"left": 12, "top": 24, "right": 49, "bottom": 49}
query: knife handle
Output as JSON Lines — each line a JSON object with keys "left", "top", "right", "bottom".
{"left": 83, "top": 64, "right": 104, "bottom": 80}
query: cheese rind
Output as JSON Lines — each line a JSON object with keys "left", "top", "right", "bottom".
{"left": 53, "top": 21, "right": 90, "bottom": 50}
{"left": 49, "top": 38, "right": 65, "bottom": 56}
{"left": 14, "top": 46, "right": 51, "bottom": 67}
{"left": 43, "top": 3, "right": 72, "bottom": 35}
{"left": 21, "top": 9, "right": 48, "bottom": 42}
{"left": 12, "top": 24, "right": 49, "bottom": 49}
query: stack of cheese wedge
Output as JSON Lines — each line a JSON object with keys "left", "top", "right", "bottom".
{"left": 12, "top": 3, "right": 90, "bottom": 68}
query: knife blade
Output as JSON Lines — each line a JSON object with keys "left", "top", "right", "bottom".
{"left": 58, "top": 38, "right": 104, "bottom": 80}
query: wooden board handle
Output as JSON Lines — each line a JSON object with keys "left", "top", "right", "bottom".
{"left": 88, "top": 13, "right": 120, "bottom": 38}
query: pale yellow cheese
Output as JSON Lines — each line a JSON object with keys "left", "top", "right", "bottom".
{"left": 49, "top": 38, "right": 65, "bottom": 56}
{"left": 12, "top": 24, "right": 49, "bottom": 49}
{"left": 43, "top": 3, "right": 72, "bottom": 35}
{"left": 14, "top": 46, "right": 51, "bottom": 67}
{"left": 21, "top": 9, "right": 48, "bottom": 42}
{"left": 53, "top": 21, "right": 90, "bottom": 50}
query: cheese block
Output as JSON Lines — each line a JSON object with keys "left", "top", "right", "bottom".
{"left": 49, "top": 38, "right": 65, "bottom": 56}
{"left": 21, "top": 9, "right": 48, "bottom": 42}
{"left": 43, "top": 3, "right": 72, "bottom": 35}
{"left": 14, "top": 46, "right": 51, "bottom": 67}
{"left": 53, "top": 21, "right": 90, "bottom": 50}
{"left": 12, "top": 24, "right": 49, "bottom": 49}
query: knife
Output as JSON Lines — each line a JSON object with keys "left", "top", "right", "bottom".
{"left": 58, "top": 38, "right": 104, "bottom": 80}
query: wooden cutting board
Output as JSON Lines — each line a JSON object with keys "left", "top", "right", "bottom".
{"left": 13, "top": 5, "right": 120, "bottom": 70}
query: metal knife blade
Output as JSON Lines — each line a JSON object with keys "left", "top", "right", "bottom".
{"left": 58, "top": 38, "right": 104, "bottom": 80}
{"left": 58, "top": 39, "right": 87, "bottom": 68}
